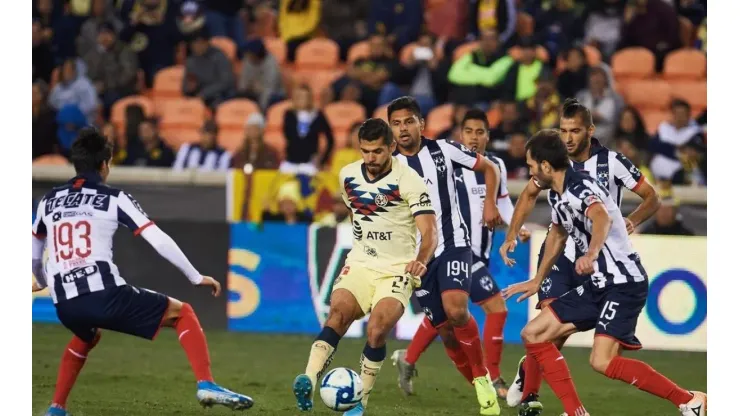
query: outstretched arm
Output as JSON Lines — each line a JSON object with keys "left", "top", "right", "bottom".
{"left": 139, "top": 225, "right": 203, "bottom": 284}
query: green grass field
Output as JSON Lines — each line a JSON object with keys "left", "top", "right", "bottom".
{"left": 32, "top": 323, "right": 706, "bottom": 416}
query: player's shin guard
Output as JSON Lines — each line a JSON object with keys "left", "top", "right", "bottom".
{"left": 360, "top": 344, "right": 386, "bottom": 408}
{"left": 52, "top": 333, "right": 101, "bottom": 408}
{"left": 483, "top": 312, "right": 507, "bottom": 379}
{"left": 405, "top": 318, "right": 437, "bottom": 365}
{"left": 522, "top": 355, "right": 543, "bottom": 398}
{"left": 175, "top": 303, "right": 214, "bottom": 383}
{"left": 443, "top": 344, "right": 474, "bottom": 383}
{"left": 525, "top": 342, "right": 585, "bottom": 416}
{"left": 305, "top": 326, "right": 341, "bottom": 387}
{"left": 605, "top": 356, "right": 693, "bottom": 407}
{"left": 452, "top": 315, "right": 488, "bottom": 378}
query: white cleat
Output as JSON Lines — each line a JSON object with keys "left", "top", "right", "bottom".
{"left": 679, "top": 391, "right": 707, "bottom": 416}
{"left": 507, "top": 355, "right": 526, "bottom": 407}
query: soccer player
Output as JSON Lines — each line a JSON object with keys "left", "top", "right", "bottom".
{"left": 386, "top": 97, "right": 503, "bottom": 415}
{"left": 32, "top": 128, "right": 253, "bottom": 416}
{"left": 390, "top": 109, "right": 531, "bottom": 399}
{"left": 291, "top": 118, "right": 438, "bottom": 416}
{"left": 501, "top": 130, "right": 707, "bottom": 416}
{"left": 499, "top": 99, "right": 660, "bottom": 414}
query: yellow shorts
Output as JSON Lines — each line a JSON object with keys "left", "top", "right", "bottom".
{"left": 332, "top": 265, "right": 413, "bottom": 315}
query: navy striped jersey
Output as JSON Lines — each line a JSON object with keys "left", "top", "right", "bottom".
{"left": 394, "top": 138, "right": 481, "bottom": 258}
{"left": 455, "top": 152, "right": 509, "bottom": 262}
{"left": 548, "top": 167, "right": 647, "bottom": 287}
{"left": 173, "top": 143, "right": 231, "bottom": 171}
{"left": 31, "top": 172, "right": 154, "bottom": 303}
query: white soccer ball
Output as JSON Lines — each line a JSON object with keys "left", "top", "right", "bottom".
{"left": 319, "top": 367, "right": 364, "bottom": 411}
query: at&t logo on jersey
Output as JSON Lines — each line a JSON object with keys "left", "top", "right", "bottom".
{"left": 352, "top": 221, "right": 362, "bottom": 240}
{"left": 366, "top": 231, "right": 392, "bottom": 240}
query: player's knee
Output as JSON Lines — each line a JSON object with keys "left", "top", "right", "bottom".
{"left": 520, "top": 323, "right": 543, "bottom": 344}
{"left": 164, "top": 298, "right": 185, "bottom": 323}
{"left": 327, "top": 304, "right": 354, "bottom": 330}
{"left": 437, "top": 325, "right": 458, "bottom": 348}
{"left": 444, "top": 306, "right": 469, "bottom": 327}
{"left": 483, "top": 294, "right": 507, "bottom": 314}
{"left": 589, "top": 353, "right": 613, "bottom": 375}
{"left": 365, "top": 321, "right": 388, "bottom": 348}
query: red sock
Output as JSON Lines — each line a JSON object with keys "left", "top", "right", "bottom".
{"left": 52, "top": 333, "right": 101, "bottom": 408}
{"left": 525, "top": 342, "right": 585, "bottom": 416}
{"left": 483, "top": 311, "right": 507, "bottom": 379}
{"left": 443, "top": 344, "right": 474, "bottom": 383}
{"left": 452, "top": 315, "right": 487, "bottom": 378}
{"left": 405, "top": 318, "right": 438, "bottom": 365}
{"left": 522, "top": 355, "right": 543, "bottom": 398}
{"left": 175, "top": 303, "right": 214, "bottom": 383}
{"left": 605, "top": 356, "right": 693, "bottom": 407}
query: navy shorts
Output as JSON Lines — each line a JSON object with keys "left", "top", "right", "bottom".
{"left": 55, "top": 285, "right": 169, "bottom": 343}
{"left": 536, "top": 251, "right": 586, "bottom": 309}
{"left": 417, "top": 247, "right": 472, "bottom": 327}
{"left": 549, "top": 281, "right": 648, "bottom": 350}
{"left": 469, "top": 256, "right": 501, "bottom": 304}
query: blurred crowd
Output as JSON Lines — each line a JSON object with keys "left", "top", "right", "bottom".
{"left": 32, "top": 0, "right": 707, "bottom": 234}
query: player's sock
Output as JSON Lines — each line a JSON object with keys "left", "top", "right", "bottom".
{"left": 52, "top": 333, "right": 101, "bottom": 408}
{"left": 359, "top": 343, "right": 386, "bottom": 408}
{"left": 605, "top": 356, "right": 693, "bottom": 407}
{"left": 525, "top": 342, "right": 585, "bottom": 415}
{"left": 452, "top": 315, "right": 488, "bottom": 378}
{"left": 521, "top": 355, "right": 544, "bottom": 398}
{"left": 483, "top": 311, "right": 507, "bottom": 379}
{"left": 175, "top": 303, "right": 214, "bottom": 383}
{"left": 305, "top": 326, "right": 341, "bottom": 387}
{"left": 443, "top": 344, "right": 474, "bottom": 383}
{"left": 405, "top": 318, "right": 437, "bottom": 365}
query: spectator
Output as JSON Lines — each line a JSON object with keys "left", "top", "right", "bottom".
{"left": 674, "top": 0, "right": 706, "bottom": 26}
{"left": 203, "top": 0, "right": 247, "bottom": 51}
{"left": 501, "top": 37, "right": 545, "bottom": 102}
{"left": 282, "top": 85, "right": 335, "bottom": 176}
{"left": 677, "top": 134, "right": 707, "bottom": 186}
{"left": 575, "top": 66, "right": 621, "bottom": 146}
{"left": 262, "top": 180, "right": 313, "bottom": 224}
{"left": 620, "top": 0, "right": 681, "bottom": 71}
{"left": 33, "top": 81, "right": 59, "bottom": 159}
{"left": 582, "top": 0, "right": 626, "bottom": 58}
{"left": 696, "top": 17, "right": 706, "bottom": 52}
{"left": 123, "top": 118, "right": 176, "bottom": 167}
{"left": 333, "top": 34, "right": 394, "bottom": 115}
{"left": 535, "top": 0, "right": 584, "bottom": 59}
{"left": 231, "top": 113, "right": 281, "bottom": 171}
{"left": 321, "top": 0, "right": 369, "bottom": 61}
{"left": 238, "top": 38, "right": 285, "bottom": 110}
{"left": 615, "top": 106, "right": 650, "bottom": 150}
{"left": 316, "top": 193, "right": 351, "bottom": 226}
{"left": 33, "top": 18, "right": 55, "bottom": 83}
{"left": 330, "top": 121, "right": 363, "bottom": 177}
{"left": 101, "top": 122, "right": 128, "bottom": 165}
{"left": 35, "top": 0, "right": 84, "bottom": 64}
{"left": 649, "top": 99, "right": 704, "bottom": 187}
{"left": 447, "top": 29, "right": 514, "bottom": 106}
{"left": 49, "top": 58, "right": 99, "bottom": 124}
{"left": 556, "top": 47, "right": 589, "bottom": 100}
{"left": 488, "top": 99, "right": 527, "bottom": 152}
{"left": 119, "top": 0, "right": 181, "bottom": 87}
{"left": 183, "top": 29, "right": 236, "bottom": 108}
{"left": 173, "top": 120, "right": 232, "bottom": 171}
{"left": 368, "top": 0, "right": 423, "bottom": 50}
{"left": 56, "top": 104, "right": 89, "bottom": 157}
{"left": 615, "top": 137, "right": 654, "bottom": 185}
{"left": 77, "top": 0, "right": 123, "bottom": 58}
{"left": 468, "top": 0, "right": 517, "bottom": 47}
{"left": 177, "top": 0, "right": 207, "bottom": 36}
{"left": 641, "top": 198, "right": 694, "bottom": 235}
{"left": 498, "top": 131, "right": 530, "bottom": 179}
{"left": 435, "top": 103, "right": 469, "bottom": 141}
{"left": 522, "top": 70, "right": 560, "bottom": 134}
{"left": 83, "top": 22, "right": 139, "bottom": 115}
{"left": 425, "top": 0, "right": 468, "bottom": 43}
{"left": 279, "top": 0, "right": 321, "bottom": 62}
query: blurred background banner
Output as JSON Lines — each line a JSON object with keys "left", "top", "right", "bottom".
{"left": 528, "top": 231, "right": 707, "bottom": 352}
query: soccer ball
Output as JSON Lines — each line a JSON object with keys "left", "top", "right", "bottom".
{"left": 319, "top": 367, "right": 364, "bottom": 411}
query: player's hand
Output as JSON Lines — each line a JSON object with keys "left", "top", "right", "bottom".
{"left": 32, "top": 281, "right": 44, "bottom": 292}
{"left": 575, "top": 253, "right": 597, "bottom": 276}
{"left": 624, "top": 217, "right": 635, "bottom": 235}
{"left": 483, "top": 198, "right": 503, "bottom": 229}
{"left": 499, "top": 239, "right": 517, "bottom": 267}
{"left": 405, "top": 272, "right": 422, "bottom": 289}
{"left": 405, "top": 261, "right": 427, "bottom": 282}
{"left": 197, "top": 276, "right": 222, "bottom": 297}
{"left": 518, "top": 227, "right": 532, "bottom": 242}
{"left": 502, "top": 279, "right": 539, "bottom": 303}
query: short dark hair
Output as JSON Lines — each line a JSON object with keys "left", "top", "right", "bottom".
{"left": 387, "top": 96, "right": 422, "bottom": 121}
{"left": 561, "top": 98, "right": 593, "bottom": 126}
{"left": 358, "top": 118, "right": 394, "bottom": 146}
{"left": 671, "top": 98, "right": 690, "bottom": 111}
{"left": 525, "top": 129, "right": 569, "bottom": 170}
{"left": 70, "top": 127, "right": 113, "bottom": 174}
{"left": 461, "top": 109, "right": 489, "bottom": 130}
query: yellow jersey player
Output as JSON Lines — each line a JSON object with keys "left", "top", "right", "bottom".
{"left": 292, "top": 118, "right": 438, "bottom": 415}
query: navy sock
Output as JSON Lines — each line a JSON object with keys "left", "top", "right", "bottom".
{"left": 362, "top": 343, "right": 387, "bottom": 362}
{"left": 315, "top": 326, "right": 341, "bottom": 348}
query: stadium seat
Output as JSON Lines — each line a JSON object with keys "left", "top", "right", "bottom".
{"left": 216, "top": 99, "right": 260, "bottom": 132}
{"left": 324, "top": 101, "right": 366, "bottom": 136}
{"left": 263, "top": 131, "right": 287, "bottom": 156}
{"left": 110, "top": 95, "right": 155, "bottom": 135}
{"left": 426, "top": 104, "right": 454, "bottom": 138}
{"left": 159, "top": 98, "right": 207, "bottom": 131}
{"left": 218, "top": 130, "right": 244, "bottom": 153}
{"left": 347, "top": 41, "right": 370, "bottom": 64}
{"left": 453, "top": 42, "right": 480, "bottom": 61}
{"left": 291, "top": 69, "right": 344, "bottom": 106}
{"left": 211, "top": 36, "right": 237, "bottom": 62}
{"left": 663, "top": 49, "right": 706, "bottom": 80}
{"left": 508, "top": 45, "right": 550, "bottom": 63}
{"left": 624, "top": 80, "right": 672, "bottom": 111}
{"left": 611, "top": 47, "right": 655, "bottom": 80}
{"left": 266, "top": 99, "right": 293, "bottom": 133}
{"left": 516, "top": 12, "right": 534, "bottom": 37}
{"left": 373, "top": 104, "right": 389, "bottom": 122}
{"left": 160, "top": 127, "right": 200, "bottom": 150}
{"left": 263, "top": 37, "right": 287, "bottom": 65}
{"left": 32, "top": 154, "right": 70, "bottom": 166}
{"left": 670, "top": 81, "right": 707, "bottom": 111}
{"left": 295, "top": 38, "right": 340, "bottom": 70}
{"left": 487, "top": 107, "right": 501, "bottom": 128}
{"left": 641, "top": 110, "right": 671, "bottom": 135}
{"left": 152, "top": 66, "right": 186, "bottom": 112}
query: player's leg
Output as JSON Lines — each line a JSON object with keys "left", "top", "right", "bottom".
{"left": 436, "top": 323, "right": 473, "bottom": 383}
{"left": 395, "top": 315, "right": 438, "bottom": 374}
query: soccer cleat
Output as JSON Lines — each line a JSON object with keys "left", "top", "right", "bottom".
{"left": 293, "top": 374, "right": 314, "bottom": 411}
{"left": 196, "top": 381, "right": 254, "bottom": 411}
{"left": 517, "top": 393, "right": 543, "bottom": 416}
{"left": 473, "top": 375, "right": 500, "bottom": 413}
{"left": 507, "top": 355, "right": 526, "bottom": 407}
{"left": 492, "top": 376, "right": 510, "bottom": 400}
{"left": 45, "top": 406, "right": 69, "bottom": 416}
{"left": 559, "top": 413, "right": 590, "bottom": 416}
{"left": 343, "top": 402, "right": 365, "bottom": 415}
{"left": 391, "top": 349, "right": 417, "bottom": 396}
{"left": 679, "top": 391, "right": 707, "bottom": 416}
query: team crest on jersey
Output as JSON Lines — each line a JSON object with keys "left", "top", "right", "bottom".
{"left": 343, "top": 177, "right": 402, "bottom": 221}
{"left": 433, "top": 154, "right": 447, "bottom": 173}
{"left": 541, "top": 277, "right": 552, "bottom": 294}
{"left": 479, "top": 275, "right": 494, "bottom": 292}
{"left": 374, "top": 193, "right": 389, "bottom": 207}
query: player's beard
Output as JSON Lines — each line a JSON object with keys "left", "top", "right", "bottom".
{"left": 396, "top": 131, "right": 420, "bottom": 151}
{"left": 567, "top": 134, "right": 590, "bottom": 158}
{"left": 367, "top": 158, "right": 391, "bottom": 175}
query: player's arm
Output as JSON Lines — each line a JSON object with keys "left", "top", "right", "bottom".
{"left": 576, "top": 191, "right": 613, "bottom": 276}
{"left": 31, "top": 200, "right": 48, "bottom": 291}
{"left": 500, "top": 178, "right": 542, "bottom": 266}
{"left": 410, "top": 213, "right": 438, "bottom": 276}
{"left": 613, "top": 152, "right": 659, "bottom": 233}
{"left": 401, "top": 168, "right": 437, "bottom": 282}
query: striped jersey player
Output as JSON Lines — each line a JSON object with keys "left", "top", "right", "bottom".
{"left": 32, "top": 128, "right": 253, "bottom": 416}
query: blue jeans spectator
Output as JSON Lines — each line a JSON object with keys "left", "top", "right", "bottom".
{"left": 378, "top": 82, "right": 437, "bottom": 117}
{"left": 205, "top": 11, "right": 247, "bottom": 52}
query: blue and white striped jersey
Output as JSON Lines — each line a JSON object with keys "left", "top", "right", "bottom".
{"left": 173, "top": 143, "right": 232, "bottom": 172}
{"left": 394, "top": 138, "right": 481, "bottom": 258}
{"left": 548, "top": 167, "right": 647, "bottom": 287}
{"left": 32, "top": 172, "right": 154, "bottom": 304}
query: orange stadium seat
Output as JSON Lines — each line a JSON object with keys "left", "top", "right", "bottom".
{"left": 110, "top": 95, "right": 155, "bottom": 135}
{"left": 263, "top": 131, "right": 287, "bottom": 157}
{"left": 33, "top": 154, "right": 71, "bottom": 166}
{"left": 425, "top": 104, "right": 454, "bottom": 138}
{"left": 624, "top": 80, "right": 672, "bottom": 111}
{"left": 159, "top": 98, "right": 207, "bottom": 131}
{"left": 663, "top": 49, "right": 706, "bottom": 80}
{"left": 216, "top": 99, "right": 260, "bottom": 132}
{"left": 516, "top": 12, "right": 534, "bottom": 37}
{"left": 218, "top": 130, "right": 245, "bottom": 153}
{"left": 210, "top": 36, "right": 237, "bottom": 62}
{"left": 160, "top": 127, "right": 200, "bottom": 150}
{"left": 453, "top": 42, "right": 480, "bottom": 61}
{"left": 487, "top": 107, "right": 501, "bottom": 128}
{"left": 611, "top": 47, "right": 655, "bottom": 80}
{"left": 266, "top": 99, "right": 293, "bottom": 133}
{"left": 295, "top": 38, "right": 340, "bottom": 70}
{"left": 641, "top": 111, "right": 671, "bottom": 135}
{"left": 152, "top": 66, "right": 185, "bottom": 111}
{"left": 324, "top": 101, "right": 366, "bottom": 136}
{"left": 670, "top": 81, "right": 707, "bottom": 111}
{"left": 291, "top": 69, "right": 344, "bottom": 106}
{"left": 508, "top": 45, "right": 550, "bottom": 63}
{"left": 347, "top": 41, "right": 370, "bottom": 64}
{"left": 263, "top": 37, "right": 287, "bottom": 65}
